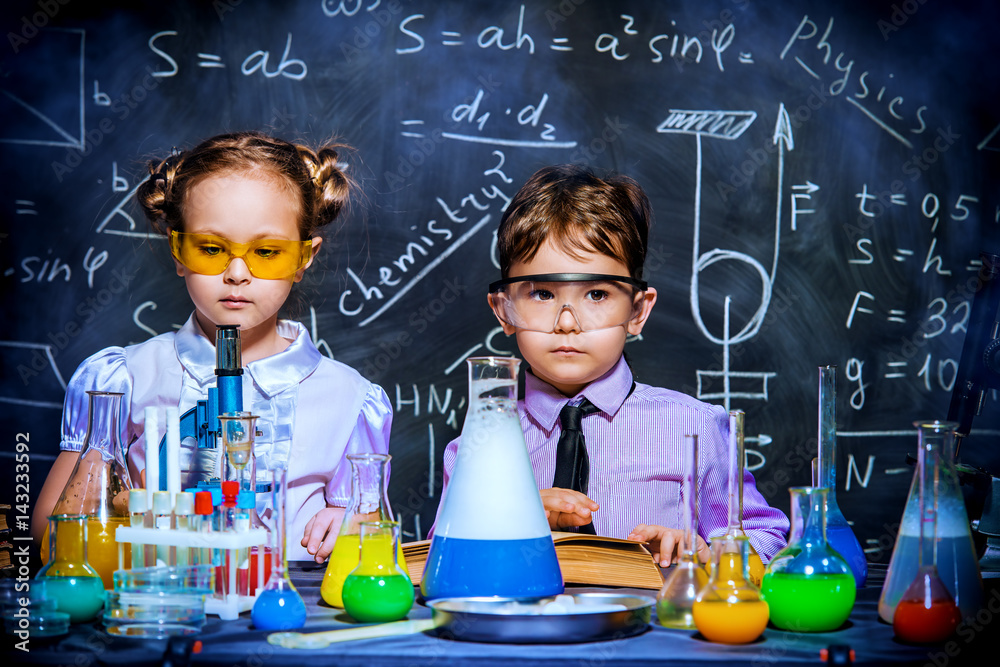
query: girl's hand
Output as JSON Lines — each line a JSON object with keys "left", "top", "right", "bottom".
{"left": 301, "top": 506, "right": 345, "bottom": 563}
{"left": 627, "top": 524, "right": 710, "bottom": 566}
{"left": 540, "top": 488, "right": 599, "bottom": 530}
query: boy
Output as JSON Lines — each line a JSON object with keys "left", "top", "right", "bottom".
{"left": 441, "top": 164, "right": 788, "bottom": 565}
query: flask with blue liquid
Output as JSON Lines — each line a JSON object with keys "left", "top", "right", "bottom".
{"left": 815, "top": 365, "right": 868, "bottom": 587}
{"left": 420, "top": 356, "right": 563, "bottom": 600}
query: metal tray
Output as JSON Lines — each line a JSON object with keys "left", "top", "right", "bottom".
{"left": 426, "top": 593, "right": 654, "bottom": 644}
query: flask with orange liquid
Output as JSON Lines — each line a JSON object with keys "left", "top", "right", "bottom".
{"left": 714, "top": 410, "right": 765, "bottom": 586}
{"left": 692, "top": 534, "right": 769, "bottom": 644}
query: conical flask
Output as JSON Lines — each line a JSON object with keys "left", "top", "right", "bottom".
{"left": 320, "top": 453, "right": 406, "bottom": 607}
{"left": 892, "top": 423, "right": 962, "bottom": 643}
{"left": 45, "top": 391, "right": 132, "bottom": 589}
{"left": 421, "top": 356, "right": 563, "bottom": 600}
{"left": 343, "top": 520, "right": 414, "bottom": 622}
{"left": 657, "top": 434, "right": 709, "bottom": 629}
{"left": 691, "top": 535, "right": 769, "bottom": 644}
{"left": 252, "top": 464, "right": 307, "bottom": 630}
{"left": 718, "top": 410, "right": 764, "bottom": 586}
{"left": 879, "top": 421, "right": 983, "bottom": 623}
{"left": 36, "top": 514, "right": 105, "bottom": 623}
{"left": 760, "top": 487, "right": 855, "bottom": 632}
{"left": 816, "top": 365, "right": 868, "bottom": 587}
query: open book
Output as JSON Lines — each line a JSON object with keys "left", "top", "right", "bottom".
{"left": 401, "top": 532, "right": 664, "bottom": 590}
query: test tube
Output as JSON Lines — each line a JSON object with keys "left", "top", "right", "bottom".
{"left": 236, "top": 490, "right": 254, "bottom": 596}
{"left": 128, "top": 489, "right": 147, "bottom": 569}
{"left": 174, "top": 492, "right": 194, "bottom": 567}
{"left": 152, "top": 490, "right": 173, "bottom": 566}
{"left": 194, "top": 491, "right": 214, "bottom": 567}
{"left": 218, "top": 481, "right": 239, "bottom": 596}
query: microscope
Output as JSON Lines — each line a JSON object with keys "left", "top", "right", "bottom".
{"left": 156, "top": 325, "right": 252, "bottom": 491}
{"left": 947, "top": 251, "right": 1000, "bottom": 571}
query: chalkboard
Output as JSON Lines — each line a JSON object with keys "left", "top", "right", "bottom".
{"left": 3, "top": 0, "right": 999, "bottom": 563}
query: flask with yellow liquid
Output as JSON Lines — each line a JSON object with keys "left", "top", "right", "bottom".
{"left": 43, "top": 391, "right": 132, "bottom": 588}
{"left": 320, "top": 453, "right": 407, "bottom": 607}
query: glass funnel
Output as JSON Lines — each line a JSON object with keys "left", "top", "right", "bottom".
{"left": 657, "top": 434, "right": 709, "bottom": 629}
{"left": 692, "top": 535, "right": 768, "bottom": 644}
{"left": 220, "top": 412, "right": 258, "bottom": 494}
{"left": 892, "top": 422, "right": 962, "bottom": 643}
{"left": 718, "top": 410, "right": 764, "bottom": 586}
{"left": 421, "top": 357, "right": 563, "bottom": 600}
{"left": 36, "top": 514, "right": 105, "bottom": 623}
{"left": 251, "top": 464, "right": 306, "bottom": 631}
{"left": 816, "top": 365, "right": 868, "bottom": 587}
{"left": 320, "top": 453, "right": 406, "bottom": 607}
{"left": 880, "top": 421, "right": 983, "bottom": 624}
{"left": 343, "top": 521, "right": 415, "bottom": 623}
{"left": 46, "top": 391, "right": 132, "bottom": 589}
{"left": 760, "top": 487, "right": 855, "bottom": 632}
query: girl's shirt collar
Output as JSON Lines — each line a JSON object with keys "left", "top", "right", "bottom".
{"left": 173, "top": 314, "right": 322, "bottom": 397}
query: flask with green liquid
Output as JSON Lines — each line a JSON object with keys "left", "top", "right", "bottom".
{"left": 760, "top": 486, "right": 855, "bottom": 632}
{"left": 342, "top": 520, "right": 414, "bottom": 623}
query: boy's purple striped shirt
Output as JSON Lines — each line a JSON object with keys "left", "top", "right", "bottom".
{"left": 442, "top": 356, "right": 789, "bottom": 560}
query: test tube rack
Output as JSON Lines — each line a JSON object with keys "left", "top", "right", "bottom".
{"left": 115, "top": 526, "right": 268, "bottom": 620}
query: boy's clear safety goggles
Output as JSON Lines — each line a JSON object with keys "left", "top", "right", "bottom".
{"left": 488, "top": 273, "right": 648, "bottom": 333}
{"left": 169, "top": 230, "right": 312, "bottom": 280}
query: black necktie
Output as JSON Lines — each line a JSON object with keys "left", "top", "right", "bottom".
{"left": 552, "top": 398, "right": 601, "bottom": 535}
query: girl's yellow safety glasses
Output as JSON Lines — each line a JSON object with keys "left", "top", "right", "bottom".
{"left": 169, "top": 231, "right": 312, "bottom": 280}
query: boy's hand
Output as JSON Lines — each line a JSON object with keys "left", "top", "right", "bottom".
{"left": 301, "top": 506, "right": 345, "bottom": 563}
{"left": 540, "top": 488, "right": 599, "bottom": 530}
{"left": 627, "top": 524, "right": 710, "bottom": 566}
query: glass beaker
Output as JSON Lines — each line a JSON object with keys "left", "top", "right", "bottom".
{"left": 320, "top": 453, "right": 406, "bottom": 607}
{"left": 45, "top": 391, "right": 132, "bottom": 588}
{"left": 251, "top": 465, "right": 307, "bottom": 631}
{"left": 892, "top": 420, "right": 962, "bottom": 643}
{"left": 36, "top": 514, "right": 105, "bottom": 623}
{"left": 692, "top": 535, "right": 768, "bottom": 644}
{"left": 657, "top": 434, "right": 709, "bottom": 629}
{"left": 343, "top": 521, "right": 415, "bottom": 623}
{"left": 220, "top": 412, "right": 257, "bottom": 493}
{"left": 717, "top": 410, "right": 764, "bottom": 586}
{"left": 880, "top": 421, "right": 983, "bottom": 624}
{"left": 816, "top": 366, "right": 868, "bottom": 587}
{"left": 422, "top": 357, "right": 563, "bottom": 600}
{"left": 760, "top": 487, "right": 855, "bottom": 632}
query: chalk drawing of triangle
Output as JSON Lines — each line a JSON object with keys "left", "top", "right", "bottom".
{"left": 0, "top": 28, "right": 85, "bottom": 149}
{"left": 0, "top": 341, "right": 67, "bottom": 410}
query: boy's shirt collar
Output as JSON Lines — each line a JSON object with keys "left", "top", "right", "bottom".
{"left": 524, "top": 355, "right": 634, "bottom": 432}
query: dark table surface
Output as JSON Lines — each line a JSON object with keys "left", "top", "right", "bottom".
{"left": 5, "top": 563, "right": 997, "bottom": 666}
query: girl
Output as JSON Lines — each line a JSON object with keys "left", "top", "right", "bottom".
{"left": 32, "top": 131, "right": 391, "bottom": 562}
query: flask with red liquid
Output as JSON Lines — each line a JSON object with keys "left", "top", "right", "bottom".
{"left": 892, "top": 421, "right": 963, "bottom": 643}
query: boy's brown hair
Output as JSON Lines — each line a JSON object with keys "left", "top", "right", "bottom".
{"left": 496, "top": 164, "right": 651, "bottom": 280}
